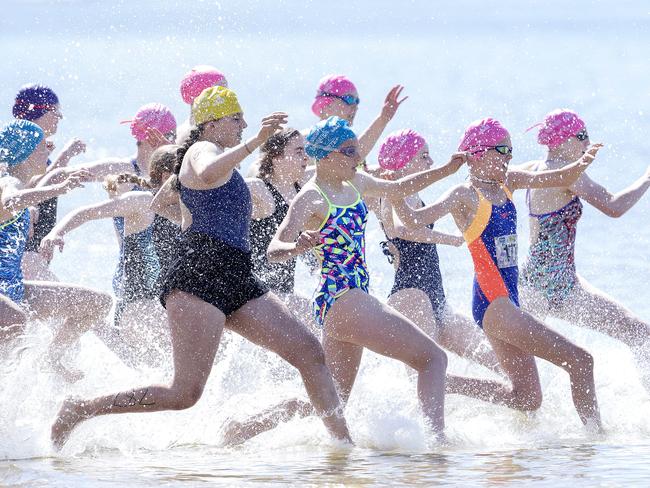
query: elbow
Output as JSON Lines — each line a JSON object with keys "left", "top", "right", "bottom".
{"left": 606, "top": 207, "right": 624, "bottom": 218}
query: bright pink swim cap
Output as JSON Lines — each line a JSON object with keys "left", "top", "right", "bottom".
{"left": 121, "top": 103, "right": 177, "bottom": 142}
{"left": 311, "top": 74, "right": 358, "bottom": 117}
{"left": 458, "top": 118, "right": 510, "bottom": 161}
{"left": 533, "top": 109, "right": 586, "bottom": 148}
{"left": 179, "top": 65, "right": 228, "bottom": 105}
{"left": 378, "top": 129, "right": 426, "bottom": 171}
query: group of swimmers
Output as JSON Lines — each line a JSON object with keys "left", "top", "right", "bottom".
{"left": 1, "top": 66, "right": 649, "bottom": 449}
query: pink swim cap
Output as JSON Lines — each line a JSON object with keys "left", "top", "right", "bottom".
{"left": 311, "top": 74, "right": 358, "bottom": 117}
{"left": 121, "top": 103, "right": 177, "bottom": 142}
{"left": 179, "top": 65, "right": 228, "bottom": 105}
{"left": 458, "top": 118, "right": 510, "bottom": 161}
{"left": 533, "top": 109, "right": 586, "bottom": 148}
{"left": 378, "top": 129, "right": 426, "bottom": 171}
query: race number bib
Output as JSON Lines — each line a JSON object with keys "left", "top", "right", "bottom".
{"left": 494, "top": 234, "right": 518, "bottom": 268}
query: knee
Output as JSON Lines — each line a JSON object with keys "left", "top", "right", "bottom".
{"left": 567, "top": 347, "right": 594, "bottom": 376}
{"left": 413, "top": 342, "right": 448, "bottom": 373}
{"left": 512, "top": 385, "right": 543, "bottom": 411}
{"left": 169, "top": 383, "right": 204, "bottom": 410}
{"left": 285, "top": 333, "right": 327, "bottom": 372}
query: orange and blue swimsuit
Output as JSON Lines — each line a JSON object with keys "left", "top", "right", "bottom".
{"left": 463, "top": 186, "right": 519, "bottom": 328}
{"left": 312, "top": 181, "right": 369, "bottom": 327}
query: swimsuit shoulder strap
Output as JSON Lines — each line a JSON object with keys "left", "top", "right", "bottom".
{"left": 463, "top": 186, "right": 492, "bottom": 244}
{"left": 312, "top": 182, "right": 334, "bottom": 211}
{"left": 0, "top": 209, "right": 27, "bottom": 231}
{"left": 500, "top": 184, "right": 513, "bottom": 200}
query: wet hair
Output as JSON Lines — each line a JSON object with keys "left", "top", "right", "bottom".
{"left": 149, "top": 144, "right": 181, "bottom": 187}
{"left": 256, "top": 128, "right": 301, "bottom": 181}
{"left": 104, "top": 173, "right": 153, "bottom": 195}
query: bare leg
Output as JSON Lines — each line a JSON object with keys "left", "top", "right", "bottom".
{"left": 226, "top": 292, "right": 351, "bottom": 442}
{"left": 21, "top": 251, "right": 59, "bottom": 282}
{"left": 388, "top": 289, "right": 500, "bottom": 374}
{"left": 51, "top": 291, "right": 225, "bottom": 449}
{"left": 322, "top": 333, "right": 364, "bottom": 404}
{"left": 0, "top": 295, "right": 27, "bottom": 342}
{"left": 449, "top": 298, "right": 600, "bottom": 427}
{"left": 325, "top": 289, "right": 447, "bottom": 434}
{"left": 24, "top": 281, "right": 112, "bottom": 382}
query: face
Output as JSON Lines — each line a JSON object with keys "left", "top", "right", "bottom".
{"left": 469, "top": 135, "right": 513, "bottom": 182}
{"left": 210, "top": 113, "right": 248, "bottom": 148}
{"left": 34, "top": 104, "right": 63, "bottom": 137}
{"left": 556, "top": 127, "right": 590, "bottom": 160}
{"left": 20, "top": 139, "right": 52, "bottom": 177}
{"left": 271, "top": 134, "right": 309, "bottom": 182}
{"left": 321, "top": 137, "right": 362, "bottom": 181}
{"left": 402, "top": 144, "right": 433, "bottom": 176}
{"left": 320, "top": 90, "right": 360, "bottom": 125}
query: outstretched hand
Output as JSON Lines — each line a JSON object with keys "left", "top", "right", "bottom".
{"left": 60, "top": 169, "right": 92, "bottom": 192}
{"left": 61, "top": 138, "right": 87, "bottom": 161}
{"left": 447, "top": 152, "right": 469, "bottom": 172}
{"left": 578, "top": 143, "right": 603, "bottom": 169}
{"left": 380, "top": 85, "right": 408, "bottom": 122}
{"left": 145, "top": 127, "right": 175, "bottom": 149}
{"left": 39, "top": 234, "right": 65, "bottom": 262}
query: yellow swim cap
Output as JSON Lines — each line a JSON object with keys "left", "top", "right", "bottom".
{"left": 192, "top": 86, "right": 242, "bottom": 125}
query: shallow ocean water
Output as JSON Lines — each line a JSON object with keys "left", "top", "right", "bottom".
{"left": 2, "top": 0, "right": 650, "bottom": 485}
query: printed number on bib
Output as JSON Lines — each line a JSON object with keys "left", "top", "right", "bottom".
{"left": 494, "top": 234, "right": 517, "bottom": 268}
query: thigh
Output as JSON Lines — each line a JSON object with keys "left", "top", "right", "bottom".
{"left": 486, "top": 334, "right": 540, "bottom": 393}
{"left": 556, "top": 277, "right": 649, "bottom": 341}
{"left": 0, "top": 294, "right": 27, "bottom": 328}
{"left": 484, "top": 298, "right": 584, "bottom": 368}
{"left": 21, "top": 251, "right": 58, "bottom": 282}
{"left": 225, "top": 292, "right": 320, "bottom": 362}
{"left": 165, "top": 290, "right": 226, "bottom": 388}
{"left": 387, "top": 288, "right": 438, "bottom": 337}
{"left": 23, "top": 281, "right": 112, "bottom": 320}
{"left": 326, "top": 289, "right": 442, "bottom": 368}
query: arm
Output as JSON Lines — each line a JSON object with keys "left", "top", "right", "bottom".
{"left": 246, "top": 178, "right": 276, "bottom": 220}
{"left": 150, "top": 175, "right": 182, "bottom": 225}
{"left": 357, "top": 85, "right": 407, "bottom": 160}
{"left": 392, "top": 207, "right": 463, "bottom": 246}
{"left": 47, "top": 138, "right": 87, "bottom": 173}
{"left": 571, "top": 168, "right": 650, "bottom": 218}
{"left": 506, "top": 144, "right": 602, "bottom": 190}
{"left": 355, "top": 152, "right": 466, "bottom": 200}
{"left": 190, "top": 113, "right": 288, "bottom": 186}
{"left": 392, "top": 185, "right": 465, "bottom": 229}
{"left": 1, "top": 172, "right": 86, "bottom": 214}
{"left": 71, "top": 157, "right": 135, "bottom": 181}
{"left": 267, "top": 189, "right": 323, "bottom": 263}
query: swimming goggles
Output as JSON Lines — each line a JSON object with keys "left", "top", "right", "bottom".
{"left": 471, "top": 144, "right": 513, "bottom": 156}
{"left": 336, "top": 146, "right": 359, "bottom": 158}
{"left": 319, "top": 92, "right": 360, "bottom": 106}
{"left": 575, "top": 129, "right": 589, "bottom": 141}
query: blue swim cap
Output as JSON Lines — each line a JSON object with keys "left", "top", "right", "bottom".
{"left": 0, "top": 120, "right": 45, "bottom": 167}
{"left": 306, "top": 116, "right": 356, "bottom": 161}
{"left": 13, "top": 84, "right": 59, "bottom": 121}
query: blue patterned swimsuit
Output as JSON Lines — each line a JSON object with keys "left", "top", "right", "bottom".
{"left": 312, "top": 181, "right": 369, "bottom": 326}
{"left": 0, "top": 208, "right": 30, "bottom": 304}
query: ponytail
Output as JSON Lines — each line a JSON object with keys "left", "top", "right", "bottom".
{"left": 104, "top": 174, "right": 153, "bottom": 195}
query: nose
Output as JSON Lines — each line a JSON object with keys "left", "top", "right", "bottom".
{"left": 241, "top": 118, "right": 248, "bottom": 129}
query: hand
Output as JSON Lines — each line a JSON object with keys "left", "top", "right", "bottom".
{"left": 59, "top": 169, "right": 92, "bottom": 192}
{"left": 256, "top": 112, "right": 288, "bottom": 144}
{"left": 61, "top": 138, "right": 87, "bottom": 160}
{"left": 145, "top": 127, "right": 174, "bottom": 149}
{"left": 295, "top": 230, "right": 321, "bottom": 252}
{"left": 447, "top": 152, "right": 468, "bottom": 172}
{"left": 39, "top": 234, "right": 65, "bottom": 261}
{"left": 577, "top": 143, "right": 603, "bottom": 169}
{"left": 379, "top": 85, "right": 408, "bottom": 122}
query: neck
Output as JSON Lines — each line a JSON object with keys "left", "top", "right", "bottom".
{"left": 8, "top": 164, "right": 34, "bottom": 185}
{"left": 315, "top": 167, "right": 345, "bottom": 190}
{"left": 469, "top": 175, "right": 502, "bottom": 188}
{"left": 268, "top": 172, "right": 296, "bottom": 192}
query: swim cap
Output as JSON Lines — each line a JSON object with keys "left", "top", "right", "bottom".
{"left": 0, "top": 119, "right": 45, "bottom": 167}
{"left": 121, "top": 103, "right": 177, "bottom": 142}
{"left": 458, "top": 118, "right": 510, "bottom": 161}
{"left": 306, "top": 116, "right": 356, "bottom": 160}
{"left": 378, "top": 129, "right": 426, "bottom": 171}
{"left": 311, "top": 74, "right": 358, "bottom": 117}
{"left": 13, "top": 84, "right": 59, "bottom": 121}
{"left": 179, "top": 65, "right": 228, "bottom": 105}
{"left": 533, "top": 109, "right": 586, "bottom": 148}
{"left": 192, "top": 86, "right": 242, "bottom": 125}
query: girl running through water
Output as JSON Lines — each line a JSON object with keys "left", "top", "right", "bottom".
{"left": 40, "top": 144, "right": 180, "bottom": 367}
{"left": 397, "top": 117, "right": 603, "bottom": 429}
{"left": 378, "top": 129, "right": 500, "bottom": 373}
{"left": 0, "top": 120, "right": 112, "bottom": 380}
{"left": 260, "top": 116, "right": 469, "bottom": 441}
{"left": 13, "top": 84, "right": 88, "bottom": 282}
{"left": 520, "top": 109, "right": 650, "bottom": 389}
{"left": 51, "top": 86, "right": 351, "bottom": 449}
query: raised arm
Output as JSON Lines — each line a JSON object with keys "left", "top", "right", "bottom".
{"left": 0, "top": 170, "right": 88, "bottom": 214}
{"left": 150, "top": 175, "right": 182, "bottom": 225}
{"left": 47, "top": 138, "right": 87, "bottom": 173}
{"left": 357, "top": 85, "right": 407, "bottom": 160}
{"left": 506, "top": 144, "right": 602, "bottom": 190}
{"left": 267, "top": 188, "right": 323, "bottom": 263}
{"left": 72, "top": 157, "right": 136, "bottom": 181}
{"left": 355, "top": 152, "right": 466, "bottom": 200}
{"left": 190, "top": 113, "right": 288, "bottom": 186}
{"left": 571, "top": 167, "right": 650, "bottom": 218}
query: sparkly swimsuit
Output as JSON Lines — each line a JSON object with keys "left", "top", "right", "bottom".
{"left": 312, "top": 182, "right": 369, "bottom": 326}
{"left": 521, "top": 193, "right": 582, "bottom": 309}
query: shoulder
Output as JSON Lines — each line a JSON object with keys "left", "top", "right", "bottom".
{"left": 0, "top": 175, "right": 22, "bottom": 192}
{"left": 186, "top": 141, "right": 222, "bottom": 161}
